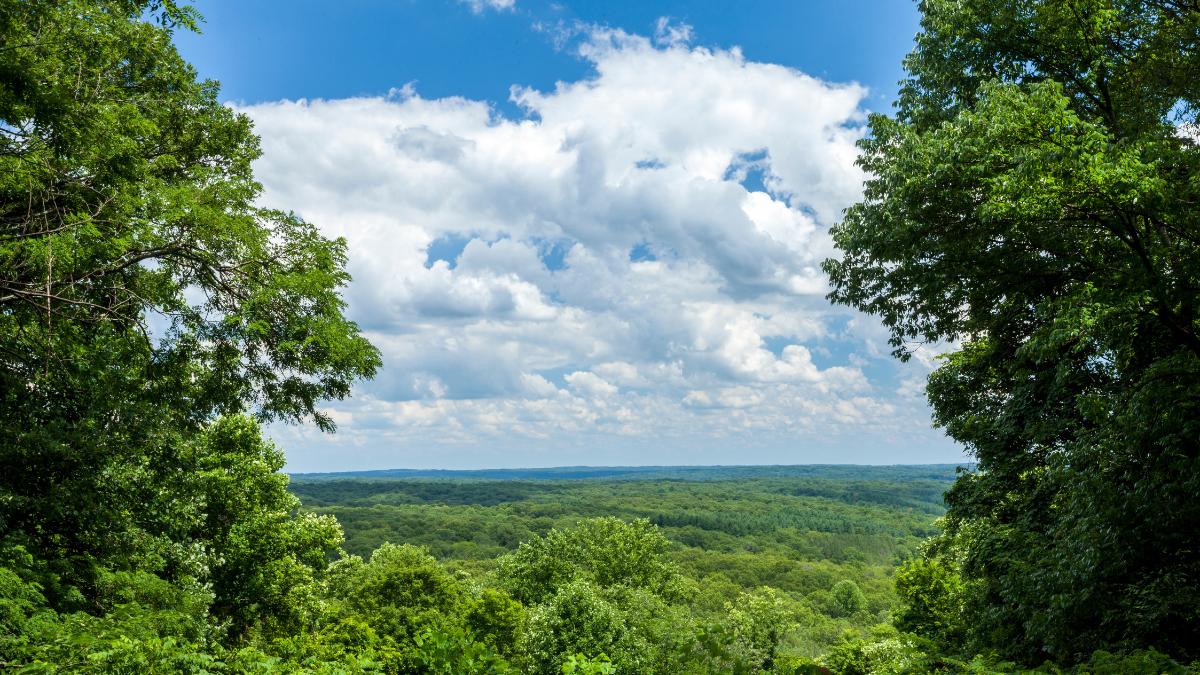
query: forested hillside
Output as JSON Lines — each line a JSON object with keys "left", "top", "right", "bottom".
{"left": 1, "top": 0, "right": 1197, "bottom": 673}
{"left": 289, "top": 466, "right": 953, "bottom": 562}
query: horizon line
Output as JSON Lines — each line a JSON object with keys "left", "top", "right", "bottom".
{"left": 289, "top": 461, "right": 974, "bottom": 476}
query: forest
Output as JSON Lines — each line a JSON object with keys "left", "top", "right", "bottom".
{"left": 1, "top": 0, "right": 1198, "bottom": 673}
{"left": 283, "top": 465, "right": 958, "bottom": 671}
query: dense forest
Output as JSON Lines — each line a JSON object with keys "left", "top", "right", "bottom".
{"left": 289, "top": 466, "right": 953, "bottom": 561}
{"left": 1, "top": 0, "right": 1198, "bottom": 673}
{"left": 283, "top": 466, "right": 958, "bottom": 671}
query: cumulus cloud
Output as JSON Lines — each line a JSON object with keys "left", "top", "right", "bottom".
{"left": 243, "top": 23, "right": 958, "bottom": 469}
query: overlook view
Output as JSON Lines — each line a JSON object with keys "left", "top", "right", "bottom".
{"left": 0, "top": 1, "right": 1197, "bottom": 673}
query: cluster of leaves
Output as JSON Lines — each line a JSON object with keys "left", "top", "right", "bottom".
{"left": 0, "top": 417, "right": 348, "bottom": 672}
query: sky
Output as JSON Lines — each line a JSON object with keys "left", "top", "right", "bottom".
{"left": 175, "top": 0, "right": 965, "bottom": 472}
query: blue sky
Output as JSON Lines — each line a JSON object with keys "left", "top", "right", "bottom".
{"left": 177, "top": 0, "right": 964, "bottom": 472}
{"left": 177, "top": 1, "right": 918, "bottom": 111}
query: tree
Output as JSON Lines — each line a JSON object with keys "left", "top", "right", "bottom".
{"left": 892, "top": 556, "right": 962, "bottom": 651}
{"left": 0, "top": 0, "right": 378, "bottom": 613}
{"left": 498, "top": 518, "right": 677, "bottom": 605}
{"left": 185, "top": 415, "right": 344, "bottom": 640}
{"left": 824, "top": 0, "right": 1200, "bottom": 664}
{"left": 828, "top": 580, "right": 868, "bottom": 619}
{"left": 327, "top": 543, "right": 462, "bottom": 642}
{"left": 520, "top": 580, "right": 630, "bottom": 675}
{"left": 726, "top": 587, "right": 796, "bottom": 672}
{"left": 464, "top": 588, "right": 526, "bottom": 656}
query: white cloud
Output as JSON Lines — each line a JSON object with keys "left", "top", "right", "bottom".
{"left": 243, "top": 23, "right": 960, "bottom": 469}
{"left": 459, "top": 0, "right": 515, "bottom": 14}
{"left": 564, "top": 371, "right": 619, "bottom": 398}
{"left": 653, "top": 18, "right": 694, "bottom": 48}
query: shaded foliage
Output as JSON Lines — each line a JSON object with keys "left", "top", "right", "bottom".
{"left": 825, "top": 0, "right": 1200, "bottom": 666}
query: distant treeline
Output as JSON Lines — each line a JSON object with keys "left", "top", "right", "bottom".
{"left": 289, "top": 470, "right": 953, "bottom": 566}
{"left": 291, "top": 463, "right": 965, "bottom": 483}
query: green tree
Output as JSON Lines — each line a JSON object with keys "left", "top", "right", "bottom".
{"left": 726, "top": 587, "right": 796, "bottom": 672}
{"left": 185, "top": 415, "right": 344, "bottom": 640}
{"left": 498, "top": 518, "right": 677, "bottom": 605}
{"left": 825, "top": 0, "right": 1200, "bottom": 664}
{"left": 465, "top": 588, "right": 526, "bottom": 656}
{"left": 326, "top": 544, "right": 462, "bottom": 643}
{"left": 0, "top": 0, "right": 379, "bottom": 611}
{"left": 892, "top": 556, "right": 962, "bottom": 651}
{"left": 520, "top": 580, "right": 630, "bottom": 675}
{"left": 828, "top": 580, "right": 868, "bottom": 619}
{"left": 561, "top": 653, "right": 617, "bottom": 675}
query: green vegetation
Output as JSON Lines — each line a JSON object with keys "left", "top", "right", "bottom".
{"left": 1, "top": 0, "right": 1198, "bottom": 673}
{"left": 282, "top": 466, "right": 958, "bottom": 673}
{"left": 825, "top": 0, "right": 1200, "bottom": 669}
{"left": 290, "top": 467, "right": 949, "bottom": 562}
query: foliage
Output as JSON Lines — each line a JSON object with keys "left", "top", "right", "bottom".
{"left": 327, "top": 543, "right": 462, "bottom": 642}
{"left": 290, "top": 471, "right": 953, "bottom": 672}
{"left": 465, "top": 588, "right": 526, "bottom": 655}
{"left": 824, "top": 0, "right": 1200, "bottom": 665}
{"left": 6, "top": 0, "right": 1198, "bottom": 672}
{"left": 561, "top": 653, "right": 617, "bottom": 675}
{"left": 498, "top": 517, "right": 676, "bottom": 604}
{"left": 410, "top": 623, "right": 515, "bottom": 674}
{"left": 1079, "top": 649, "right": 1196, "bottom": 675}
{"left": 0, "top": 0, "right": 378, "bottom": 671}
{"left": 824, "top": 635, "right": 915, "bottom": 675}
{"left": 892, "top": 555, "right": 963, "bottom": 650}
{"left": 726, "top": 587, "right": 798, "bottom": 672}
{"left": 290, "top": 469, "right": 950, "bottom": 564}
{"left": 0, "top": 0, "right": 379, "bottom": 612}
{"left": 520, "top": 580, "right": 631, "bottom": 674}
{"left": 187, "top": 415, "right": 345, "bottom": 640}
{"left": 827, "top": 581, "right": 868, "bottom": 619}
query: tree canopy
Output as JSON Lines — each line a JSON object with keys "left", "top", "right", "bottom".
{"left": 0, "top": 0, "right": 378, "bottom": 614}
{"left": 825, "top": 0, "right": 1200, "bottom": 664}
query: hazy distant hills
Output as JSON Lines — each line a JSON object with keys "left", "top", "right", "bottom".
{"left": 290, "top": 463, "right": 967, "bottom": 483}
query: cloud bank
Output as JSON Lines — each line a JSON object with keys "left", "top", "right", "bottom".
{"left": 243, "top": 24, "right": 958, "bottom": 470}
